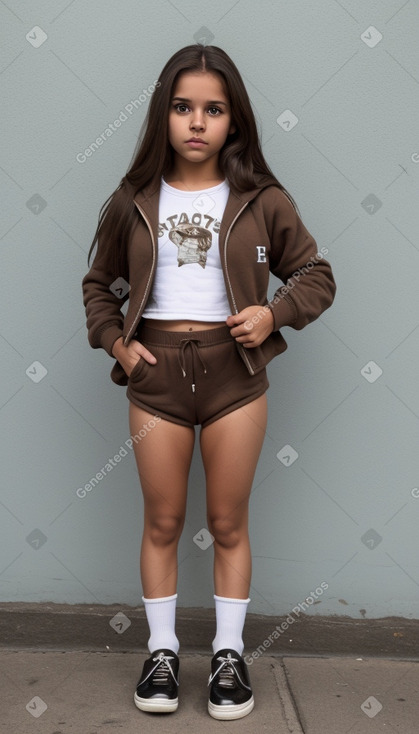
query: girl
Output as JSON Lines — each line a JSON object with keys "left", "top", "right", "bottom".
{"left": 82, "top": 44, "right": 336, "bottom": 720}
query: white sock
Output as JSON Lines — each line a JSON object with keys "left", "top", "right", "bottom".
{"left": 212, "top": 594, "right": 250, "bottom": 656}
{"left": 142, "top": 593, "right": 179, "bottom": 654}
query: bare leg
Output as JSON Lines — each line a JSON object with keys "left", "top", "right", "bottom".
{"left": 200, "top": 395, "right": 267, "bottom": 598}
{"left": 129, "top": 404, "right": 195, "bottom": 598}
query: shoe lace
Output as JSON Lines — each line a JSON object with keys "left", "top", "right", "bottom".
{"left": 210, "top": 652, "right": 238, "bottom": 688}
{"left": 151, "top": 652, "right": 178, "bottom": 686}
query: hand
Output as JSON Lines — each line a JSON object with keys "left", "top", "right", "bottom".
{"left": 226, "top": 306, "right": 274, "bottom": 348}
{"left": 111, "top": 336, "right": 157, "bottom": 377}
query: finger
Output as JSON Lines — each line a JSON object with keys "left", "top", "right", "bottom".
{"left": 137, "top": 344, "right": 157, "bottom": 364}
{"left": 226, "top": 314, "right": 240, "bottom": 326}
{"left": 235, "top": 333, "right": 256, "bottom": 344}
{"left": 229, "top": 326, "right": 245, "bottom": 339}
{"left": 231, "top": 321, "right": 253, "bottom": 336}
{"left": 239, "top": 338, "right": 260, "bottom": 348}
{"left": 129, "top": 339, "right": 157, "bottom": 365}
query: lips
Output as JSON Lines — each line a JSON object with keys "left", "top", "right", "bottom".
{"left": 186, "top": 138, "right": 207, "bottom": 144}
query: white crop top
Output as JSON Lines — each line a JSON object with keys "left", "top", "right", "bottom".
{"left": 142, "top": 177, "right": 231, "bottom": 321}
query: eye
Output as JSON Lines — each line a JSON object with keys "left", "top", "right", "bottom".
{"left": 208, "top": 106, "right": 222, "bottom": 115}
{"left": 173, "top": 103, "right": 190, "bottom": 113}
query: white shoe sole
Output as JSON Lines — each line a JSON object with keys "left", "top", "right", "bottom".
{"left": 208, "top": 695, "right": 254, "bottom": 720}
{"left": 134, "top": 693, "right": 178, "bottom": 713}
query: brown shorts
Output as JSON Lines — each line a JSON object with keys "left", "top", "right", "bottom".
{"left": 126, "top": 322, "right": 269, "bottom": 428}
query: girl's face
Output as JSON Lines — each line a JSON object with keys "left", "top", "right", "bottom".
{"left": 168, "top": 71, "right": 235, "bottom": 173}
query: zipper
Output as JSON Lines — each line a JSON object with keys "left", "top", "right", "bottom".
{"left": 223, "top": 202, "right": 255, "bottom": 376}
{"left": 124, "top": 201, "right": 156, "bottom": 344}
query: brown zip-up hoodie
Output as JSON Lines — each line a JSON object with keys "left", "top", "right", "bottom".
{"left": 82, "top": 177, "right": 336, "bottom": 386}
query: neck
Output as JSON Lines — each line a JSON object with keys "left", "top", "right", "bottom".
{"left": 165, "top": 157, "right": 224, "bottom": 191}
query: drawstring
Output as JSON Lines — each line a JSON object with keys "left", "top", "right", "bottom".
{"left": 178, "top": 338, "right": 207, "bottom": 392}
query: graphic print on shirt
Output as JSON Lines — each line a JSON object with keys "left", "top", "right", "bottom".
{"left": 169, "top": 223, "right": 211, "bottom": 268}
{"left": 158, "top": 212, "right": 221, "bottom": 270}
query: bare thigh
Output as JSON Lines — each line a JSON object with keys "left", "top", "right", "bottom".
{"left": 200, "top": 394, "right": 268, "bottom": 519}
{"left": 129, "top": 403, "right": 195, "bottom": 521}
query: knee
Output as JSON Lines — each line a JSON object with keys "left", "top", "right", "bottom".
{"left": 147, "top": 515, "right": 183, "bottom": 546}
{"left": 208, "top": 516, "right": 246, "bottom": 549}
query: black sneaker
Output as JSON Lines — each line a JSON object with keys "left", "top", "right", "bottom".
{"left": 134, "top": 649, "right": 179, "bottom": 713}
{"left": 208, "top": 649, "right": 254, "bottom": 720}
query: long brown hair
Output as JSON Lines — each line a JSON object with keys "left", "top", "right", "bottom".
{"left": 88, "top": 44, "right": 298, "bottom": 272}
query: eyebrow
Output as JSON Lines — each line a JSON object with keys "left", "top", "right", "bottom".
{"left": 172, "top": 96, "right": 228, "bottom": 106}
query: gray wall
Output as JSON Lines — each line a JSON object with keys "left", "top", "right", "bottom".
{"left": 1, "top": 0, "right": 418, "bottom": 620}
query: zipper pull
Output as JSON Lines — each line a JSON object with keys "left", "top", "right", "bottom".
{"left": 191, "top": 383, "right": 196, "bottom": 393}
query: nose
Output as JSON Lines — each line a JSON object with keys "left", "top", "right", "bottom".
{"left": 190, "top": 108, "right": 205, "bottom": 131}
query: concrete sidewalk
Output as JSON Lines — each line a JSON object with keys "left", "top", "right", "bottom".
{"left": 2, "top": 649, "right": 418, "bottom": 733}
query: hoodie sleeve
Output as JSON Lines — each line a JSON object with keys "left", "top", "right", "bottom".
{"left": 265, "top": 188, "right": 336, "bottom": 331}
{"left": 81, "top": 238, "right": 129, "bottom": 357}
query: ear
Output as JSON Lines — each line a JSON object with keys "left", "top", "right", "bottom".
{"left": 228, "top": 123, "right": 236, "bottom": 135}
